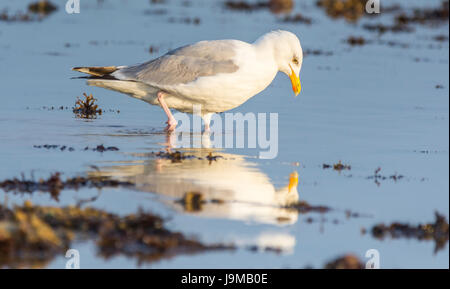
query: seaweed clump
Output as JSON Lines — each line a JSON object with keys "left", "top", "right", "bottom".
{"left": 0, "top": 1, "right": 57, "bottom": 22}
{"left": 0, "top": 11, "right": 33, "bottom": 22}
{"left": 28, "top": 1, "right": 57, "bottom": 15}
{"left": 346, "top": 36, "right": 366, "bottom": 46}
{"left": 394, "top": 1, "right": 449, "bottom": 27}
{"left": 146, "top": 151, "right": 224, "bottom": 163}
{"left": 268, "top": 0, "right": 294, "bottom": 14}
{"left": 97, "top": 208, "right": 233, "bottom": 264}
{"left": 367, "top": 167, "right": 404, "bottom": 185}
{"left": 362, "top": 23, "right": 413, "bottom": 34}
{"left": 73, "top": 93, "right": 102, "bottom": 119}
{"left": 324, "top": 254, "right": 364, "bottom": 269}
{"left": 206, "top": 152, "right": 223, "bottom": 164}
{"left": 362, "top": 1, "right": 449, "bottom": 34}
{"left": 370, "top": 212, "right": 449, "bottom": 253}
{"left": 224, "top": 1, "right": 269, "bottom": 11}
{"left": 32, "top": 144, "right": 119, "bottom": 152}
{"left": 90, "top": 145, "right": 119, "bottom": 152}
{"left": 225, "top": 0, "right": 293, "bottom": 14}
{"left": 0, "top": 201, "right": 72, "bottom": 268}
{"left": 178, "top": 192, "right": 205, "bottom": 212}
{"left": 286, "top": 201, "right": 331, "bottom": 214}
{"left": 0, "top": 173, "right": 133, "bottom": 201}
{"left": 168, "top": 16, "right": 201, "bottom": 25}
{"left": 150, "top": 151, "right": 196, "bottom": 163}
{"left": 282, "top": 13, "right": 312, "bottom": 24}
{"left": 33, "top": 144, "right": 75, "bottom": 151}
{"left": 176, "top": 192, "right": 224, "bottom": 212}
{"left": 433, "top": 35, "right": 449, "bottom": 42}
{"left": 0, "top": 201, "right": 233, "bottom": 268}
{"left": 304, "top": 49, "right": 333, "bottom": 57}
{"left": 316, "top": 0, "right": 366, "bottom": 22}
{"left": 322, "top": 161, "right": 351, "bottom": 171}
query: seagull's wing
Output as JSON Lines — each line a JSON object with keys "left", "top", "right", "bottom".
{"left": 115, "top": 40, "right": 240, "bottom": 87}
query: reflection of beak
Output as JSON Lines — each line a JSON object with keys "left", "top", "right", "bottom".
{"left": 289, "top": 65, "right": 301, "bottom": 96}
{"left": 288, "top": 171, "right": 299, "bottom": 193}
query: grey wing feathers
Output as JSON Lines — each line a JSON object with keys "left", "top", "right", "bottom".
{"left": 117, "top": 40, "right": 239, "bottom": 86}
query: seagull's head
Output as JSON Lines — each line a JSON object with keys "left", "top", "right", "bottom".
{"left": 261, "top": 30, "right": 303, "bottom": 96}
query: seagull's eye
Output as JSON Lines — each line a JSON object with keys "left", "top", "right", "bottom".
{"left": 292, "top": 57, "right": 299, "bottom": 65}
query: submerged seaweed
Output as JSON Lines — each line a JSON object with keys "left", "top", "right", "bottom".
{"left": 285, "top": 201, "right": 331, "bottom": 214}
{"left": 362, "top": 1, "right": 449, "bottom": 34}
{"left": 322, "top": 161, "right": 351, "bottom": 171}
{"left": 370, "top": 212, "right": 449, "bottom": 253}
{"left": 346, "top": 36, "right": 367, "bottom": 46}
{"left": 324, "top": 254, "right": 364, "bottom": 269}
{"left": 224, "top": 0, "right": 293, "bottom": 14}
{"left": 33, "top": 144, "right": 119, "bottom": 152}
{"left": 148, "top": 151, "right": 223, "bottom": 163}
{"left": 28, "top": 1, "right": 57, "bottom": 15}
{"left": 394, "top": 1, "right": 449, "bottom": 26}
{"left": 0, "top": 173, "right": 133, "bottom": 201}
{"left": 281, "top": 13, "right": 312, "bottom": 24}
{"left": 0, "top": 1, "right": 57, "bottom": 22}
{"left": 316, "top": 0, "right": 367, "bottom": 22}
{"left": 176, "top": 192, "right": 225, "bottom": 212}
{"left": 0, "top": 201, "right": 234, "bottom": 268}
{"left": 367, "top": 167, "right": 404, "bottom": 185}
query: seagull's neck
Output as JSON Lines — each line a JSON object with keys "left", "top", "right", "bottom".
{"left": 252, "top": 33, "right": 280, "bottom": 71}
{"left": 253, "top": 35, "right": 275, "bottom": 57}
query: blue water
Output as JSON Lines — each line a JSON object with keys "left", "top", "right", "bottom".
{"left": 0, "top": 0, "right": 448, "bottom": 268}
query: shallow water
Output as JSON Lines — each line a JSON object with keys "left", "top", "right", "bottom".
{"left": 0, "top": 0, "right": 448, "bottom": 268}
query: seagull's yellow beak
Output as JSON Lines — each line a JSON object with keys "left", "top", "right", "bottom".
{"left": 288, "top": 171, "right": 299, "bottom": 193}
{"left": 289, "top": 65, "right": 301, "bottom": 96}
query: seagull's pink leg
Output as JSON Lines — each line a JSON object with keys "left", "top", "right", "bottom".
{"left": 157, "top": 91, "right": 177, "bottom": 132}
{"left": 203, "top": 113, "right": 212, "bottom": 133}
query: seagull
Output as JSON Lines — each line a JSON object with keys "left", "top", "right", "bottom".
{"left": 73, "top": 30, "right": 303, "bottom": 131}
{"left": 88, "top": 150, "right": 299, "bottom": 224}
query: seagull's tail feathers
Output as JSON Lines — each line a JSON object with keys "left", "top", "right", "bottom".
{"left": 72, "top": 66, "right": 119, "bottom": 77}
{"left": 72, "top": 66, "right": 158, "bottom": 103}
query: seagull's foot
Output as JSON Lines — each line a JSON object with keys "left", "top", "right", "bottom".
{"left": 164, "top": 118, "right": 177, "bottom": 132}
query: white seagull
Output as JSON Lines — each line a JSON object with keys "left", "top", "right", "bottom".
{"left": 73, "top": 30, "right": 303, "bottom": 131}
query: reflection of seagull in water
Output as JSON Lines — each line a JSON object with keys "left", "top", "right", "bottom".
{"left": 73, "top": 30, "right": 303, "bottom": 131}
{"left": 89, "top": 151, "right": 299, "bottom": 225}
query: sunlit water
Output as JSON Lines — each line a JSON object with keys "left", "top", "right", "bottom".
{"left": 0, "top": 0, "right": 448, "bottom": 268}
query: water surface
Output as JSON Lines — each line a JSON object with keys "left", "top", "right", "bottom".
{"left": 0, "top": 0, "right": 448, "bottom": 268}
